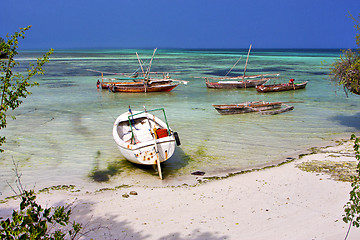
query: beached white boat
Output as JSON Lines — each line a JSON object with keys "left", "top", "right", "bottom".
{"left": 113, "top": 107, "right": 180, "bottom": 179}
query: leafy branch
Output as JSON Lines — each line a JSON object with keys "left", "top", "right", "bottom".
{"left": 0, "top": 161, "right": 83, "bottom": 239}
{"left": 329, "top": 13, "right": 360, "bottom": 96}
{"left": 330, "top": 49, "right": 360, "bottom": 95}
{"left": 343, "top": 134, "right": 360, "bottom": 239}
{"left": 0, "top": 25, "right": 54, "bottom": 151}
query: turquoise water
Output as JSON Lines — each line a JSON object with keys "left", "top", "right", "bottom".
{"left": 1, "top": 49, "right": 359, "bottom": 196}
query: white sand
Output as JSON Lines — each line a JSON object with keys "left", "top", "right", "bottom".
{"left": 1, "top": 139, "right": 360, "bottom": 240}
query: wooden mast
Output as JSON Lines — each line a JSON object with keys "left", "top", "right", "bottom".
{"left": 136, "top": 52, "right": 145, "bottom": 77}
{"left": 144, "top": 48, "right": 157, "bottom": 93}
{"left": 225, "top": 56, "right": 243, "bottom": 77}
{"left": 145, "top": 48, "right": 157, "bottom": 80}
{"left": 243, "top": 44, "right": 252, "bottom": 88}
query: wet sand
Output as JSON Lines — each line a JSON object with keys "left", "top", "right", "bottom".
{"left": 1, "top": 138, "right": 360, "bottom": 240}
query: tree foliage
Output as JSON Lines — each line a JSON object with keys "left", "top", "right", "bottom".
{"left": 330, "top": 49, "right": 360, "bottom": 95}
{"left": 0, "top": 25, "right": 53, "bottom": 151}
{"left": 0, "top": 37, "right": 7, "bottom": 59}
{"left": 330, "top": 13, "right": 360, "bottom": 95}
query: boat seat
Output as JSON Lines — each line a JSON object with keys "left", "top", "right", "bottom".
{"left": 133, "top": 128, "right": 154, "bottom": 143}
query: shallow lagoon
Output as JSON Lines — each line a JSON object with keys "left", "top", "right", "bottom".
{"left": 1, "top": 49, "right": 359, "bottom": 196}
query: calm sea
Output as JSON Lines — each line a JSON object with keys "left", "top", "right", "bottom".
{"left": 1, "top": 48, "right": 359, "bottom": 197}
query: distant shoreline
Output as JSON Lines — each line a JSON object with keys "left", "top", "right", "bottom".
{"left": 16, "top": 48, "right": 347, "bottom": 52}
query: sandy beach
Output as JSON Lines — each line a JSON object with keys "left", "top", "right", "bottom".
{"left": 1, "top": 138, "right": 360, "bottom": 240}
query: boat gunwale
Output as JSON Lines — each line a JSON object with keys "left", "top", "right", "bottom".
{"left": 116, "top": 137, "right": 176, "bottom": 150}
{"left": 113, "top": 109, "right": 173, "bottom": 148}
{"left": 255, "top": 81, "right": 308, "bottom": 93}
{"left": 212, "top": 101, "right": 284, "bottom": 109}
{"left": 257, "top": 81, "right": 308, "bottom": 88}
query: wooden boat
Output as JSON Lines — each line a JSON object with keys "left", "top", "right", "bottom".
{"left": 99, "top": 76, "right": 173, "bottom": 89}
{"left": 205, "top": 76, "right": 275, "bottom": 89}
{"left": 203, "top": 45, "right": 280, "bottom": 89}
{"left": 104, "top": 80, "right": 179, "bottom": 93}
{"left": 91, "top": 48, "right": 187, "bottom": 93}
{"left": 213, "top": 101, "right": 294, "bottom": 115}
{"left": 255, "top": 81, "right": 308, "bottom": 93}
{"left": 112, "top": 107, "right": 180, "bottom": 179}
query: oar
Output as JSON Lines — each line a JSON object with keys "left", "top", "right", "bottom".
{"left": 143, "top": 106, "right": 163, "bottom": 180}
{"left": 244, "top": 106, "right": 260, "bottom": 112}
{"left": 171, "top": 79, "right": 189, "bottom": 85}
{"left": 277, "top": 101, "right": 304, "bottom": 104}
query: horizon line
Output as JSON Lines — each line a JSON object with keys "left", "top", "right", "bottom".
{"left": 18, "top": 47, "right": 353, "bottom": 51}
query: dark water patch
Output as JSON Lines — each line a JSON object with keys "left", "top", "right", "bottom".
{"left": 90, "top": 161, "right": 124, "bottom": 182}
{"left": 84, "top": 62, "right": 146, "bottom": 74}
{"left": 290, "top": 61, "right": 310, "bottom": 65}
{"left": 309, "top": 71, "right": 329, "bottom": 75}
{"left": 71, "top": 114, "right": 92, "bottom": 136}
{"left": 294, "top": 70, "right": 329, "bottom": 75}
{"left": 50, "top": 57, "right": 137, "bottom": 62}
{"left": 162, "top": 148, "right": 190, "bottom": 177}
{"left": 42, "top": 81, "right": 78, "bottom": 88}
{"left": 40, "top": 57, "right": 148, "bottom": 77}
{"left": 180, "top": 65, "right": 207, "bottom": 70}
{"left": 331, "top": 112, "right": 360, "bottom": 131}
{"left": 19, "top": 51, "right": 137, "bottom": 60}
{"left": 201, "top": 68, "right": 285, "bottom": 75}
{"left": 246, "top": 67, "right": 295, "bottom": 72}
{"left": 204, "top": 70, "right": 237, "bottom": 77}
{"left": 249, "top": 59, "right": 305, "bottom": 65}
{"left": 280, "top": 62, "right": 303, "bottom": 66}
{"left": 185, "top": 48, "right": 341, "bottom": 58}
{"left": 309, "top": 71, "right": 329, "bottom": 76}
{"left": 90, "top": 150, "right": 125, "bottom": 182}
{"left": 44, "top": 64, "right": 140, "bottom": 77}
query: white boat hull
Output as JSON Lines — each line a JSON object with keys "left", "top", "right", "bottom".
{"left": 113, "top": 111, "right": 176, "bottom": 165}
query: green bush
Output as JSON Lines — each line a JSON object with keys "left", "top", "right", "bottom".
{"left": 0, "top": 190, "right": 82, "bottom": 239}
{"left": 343, "top": 134, "right": 360, "bottom": 238}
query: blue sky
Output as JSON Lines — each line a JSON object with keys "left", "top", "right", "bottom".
{"left": 1, "top": 0, "right": 359, "bottom": 49}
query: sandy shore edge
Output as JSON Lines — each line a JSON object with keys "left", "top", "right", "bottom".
{"left": 1, "top": 137, "right": 360, "bottom": 240}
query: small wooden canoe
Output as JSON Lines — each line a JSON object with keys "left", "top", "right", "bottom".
{"left": 205, "top": 77, "right": 271, "bottom": 89}
{"left": 258, "top": 105, "right": 294, "bottom": 115}
{"left": 213, "top": 101, "right": 294, "bottom": 115}
{"left": 255, "top": 81, "right": 308, "bottom": 93}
